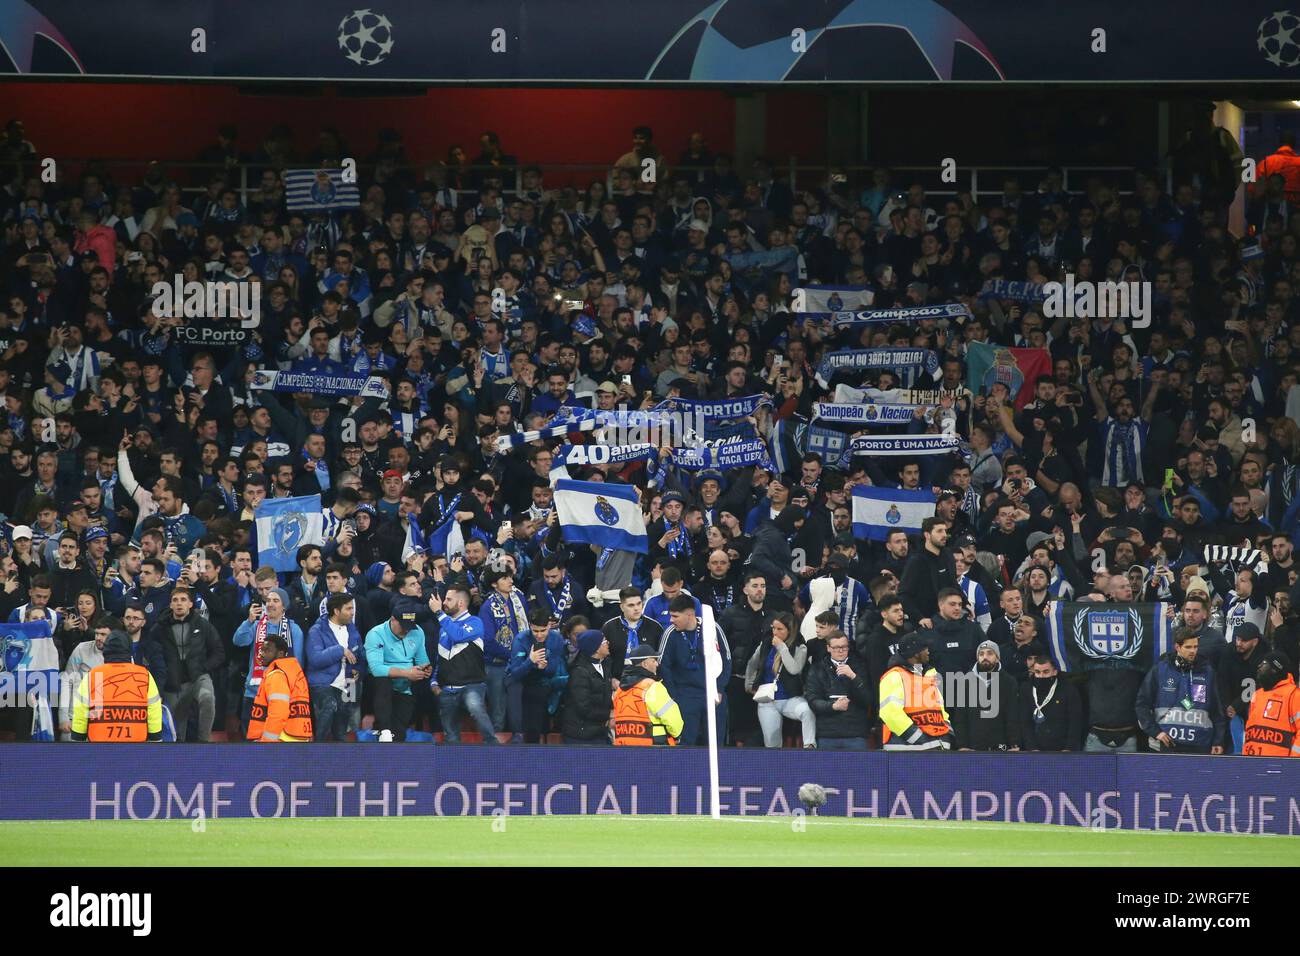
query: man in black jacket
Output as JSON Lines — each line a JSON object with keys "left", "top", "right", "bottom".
{"left": 150, "top": 588, "right": 225, "bottom": 741}
{"left": 918, "top": 587, "right": 984, "bottom": 680}
{"left": 1217, "top": 622, "right": 1272, "bottom": 754}
{"left": 601, "top": 587, "right": 663, "bottom": 681}
{"left": 747, "top": 505, "right": 801, "bottom": 593}
{"left": 952, "top": 641, "right": 1021, "bottom": 751}
{"left": 717, "top": 569, "right": 774, "bottom": 747}
{"left": 560, "top": 629, "right": 612, "bottom": 745}
{"left": 898, "top": 517, "right": 956, "bottom": 627}
{"left": 1020, "top": 653, "right": 1083, "bottom": 751}
{"left": 861, "top": 594, "right": 915, "bottom": 686}
{"left": 803, "top": 629, "right": 872, "bottom": 749}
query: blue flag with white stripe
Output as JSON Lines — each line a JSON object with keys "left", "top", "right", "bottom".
{"left": 851, "top": 486, "right": 936, "bottom": 541}
{"left": 254, "top": 495, "right": 325, "bottom": 571}
{"left": 422, "top": 512, "right": 466, "bottom": 561}
{"left": 553, "top": 479, "right": 648, "bottom": 553}
{"left": 1045, "top": 601, "right": 1171, "bottom": 674}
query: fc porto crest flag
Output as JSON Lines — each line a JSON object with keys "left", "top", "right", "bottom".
{"left": 285, "top": 169, "right": 362, "bottom": 211}
{"left": 964, "top": 341, "right": 1052, "bottom": 409}
{"left": 255, "top": 494, "right": 326, "bottom": 571}
{"left": 1045, "top": 601, "right": 1173, "bottom": 674}
{"left": 552, "top": 479, "right": 648, "bottom": 553}
{"left": 851, "top": 486, "right": 936, "bottom": 541}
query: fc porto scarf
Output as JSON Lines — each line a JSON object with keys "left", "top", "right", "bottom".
{"left": 815, "top": 348, "right": 941, "bottom": 388}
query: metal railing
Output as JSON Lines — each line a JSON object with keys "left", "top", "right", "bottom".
{"left": 37, "top": 158, "right": 1149, "bottom": 213}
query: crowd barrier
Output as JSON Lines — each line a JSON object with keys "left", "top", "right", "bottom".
{"left": 4, "top": 747, "right": 1299, "bottom": 835}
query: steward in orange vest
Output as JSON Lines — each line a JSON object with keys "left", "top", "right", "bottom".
{"left": 879, "top": 633, "right": 954, "bottom": 750}
{"left": 1243, "top": 649, "right": 1300, "bottom": 757}
{"left": 247, "top": 632, "right": 313, "bottom": 742}
{"left": 70, "top": 632, "right": 163, "bottom": 742}
{"left": 613, "top": 643, "right": 683, "bottom": 745}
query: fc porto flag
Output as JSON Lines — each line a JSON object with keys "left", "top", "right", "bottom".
{"left": 285, "top": 169, "right": 362, "bottom": 211}
{"left": 553, "top": 479, "right": 648, "bottom": 553}
{"left": 1045, "top": 601, "right": 1172, "bottom": 674}
{"left": 964, "top": 341, "right": 1052, "bottom": 410}
{"left": 851, "top": 486, "right": 936, "bottom": 541}
{"left": 255, "top": 495, "right": 325, "bottom": 571}
{"left": 0, "top": 619, "right": 58, "bottom": 698}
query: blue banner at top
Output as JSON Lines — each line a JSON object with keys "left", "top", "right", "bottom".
{"left": 7, "top": 1, "right": 1295, "bottom": 82}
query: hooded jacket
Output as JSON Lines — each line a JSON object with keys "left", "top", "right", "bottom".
{"left": 951, "top": 657, "right": 1022, "bottom": 751}
{"left": 747, "top": 524, "right": 794, "bottom": 590}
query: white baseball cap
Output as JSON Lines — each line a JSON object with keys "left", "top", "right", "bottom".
{"left": 10, "top": 525, "right": 32, "bottom": 541}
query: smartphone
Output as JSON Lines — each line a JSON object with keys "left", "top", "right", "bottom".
{"left": 621, "top": 374, "right": 632, "bottom": 387}
{"left": 501, "top": 520, "right": 513, "bottom": 537}
{"left": 1163, "top": 467, "right": 1175, "bottom": 490}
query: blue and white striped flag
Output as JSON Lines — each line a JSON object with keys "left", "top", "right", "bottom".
{"left": 285, "top": 169, "right": 361, "bottom": 211}
{"left": 553, "top": 479, "right": 648, "bottom": 553}
{"left": 254, "top": 495, "right": 325, "bottom": 571}
{"left": 851, "top": 486, "right": 936, "bottom": 542}
{"left": 422, "top": 512, "right": 466, "bottom": 561}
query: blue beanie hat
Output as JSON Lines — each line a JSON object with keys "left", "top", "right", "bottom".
{"left": 366, "top": 561, "right": 389, "bottom": 587}
{"left": 576, "top": 629, "right": 605, "bottom": 658}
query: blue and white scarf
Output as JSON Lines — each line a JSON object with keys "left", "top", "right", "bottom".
{"left": 847, "top": 434, "right": 964, "bottom": 457}
{"left": 541, "top": 574, "right": 575, "bottom": 617}
{"left": 486, "top": 588, "right": 528, "bottom": 649}
{"left": 814, "top": 348, "right": 941, "bottom": 388}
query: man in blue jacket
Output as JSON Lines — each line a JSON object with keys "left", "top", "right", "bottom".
{"left": 431, "top": 583, "right": 498, "bottom": 744}
{"left": 1135, "top": 628, "right": 1226, "bottom": 755}
{"left": 658, "top": 594, "right": 731, "bottom": 747}
{"left": 364, "top": 598, "right": 431, "bottom": 742}
{"left": 306, "top": 592, "right": 363, "bottom": 741}
{"left": 506, "top": 607, "right": 569, "bottom": 743}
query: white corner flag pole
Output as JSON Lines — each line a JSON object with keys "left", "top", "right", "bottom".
{"left": 699, "top": 602, "right": 722, "bottom": 820}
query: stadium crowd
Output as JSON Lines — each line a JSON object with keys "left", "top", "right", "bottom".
{"left": 2, "top": 112, "right": 1300, "bottom": 753}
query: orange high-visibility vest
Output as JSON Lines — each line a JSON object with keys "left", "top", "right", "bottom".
{"left": 613, "top": 679, "right": 675, "bottom": 746}
{"left": 1243, "top": 676, "right": 1300, "bottom": 757}
{"left": 247, "top": 656, "right": 313, "bottom": 742}
{"left": 84, "top": 662, "right": 153, "bottom": 742}
{"left": 880, "top": 665, "right": 951, "bottom": 745}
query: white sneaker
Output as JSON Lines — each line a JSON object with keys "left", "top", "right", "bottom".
{"left": 378, "top": 730, "right": 394, "bottom": 743}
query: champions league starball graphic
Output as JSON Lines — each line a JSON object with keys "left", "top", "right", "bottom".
{"left": 0, "top": 0, "right": 83, "bottom": 73}
{"left": 338, "top": 8, "right": 394, "bottom": 66}
{"left": 646, "top": 0, "right": 1003, "bottom": 81}
{"left": 1258, "top": 10, "right": 1300, "bottom": 67}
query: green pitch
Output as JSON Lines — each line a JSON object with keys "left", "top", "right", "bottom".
{"left": 2, "top": 816, "right": 1292, "bottom": 866}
